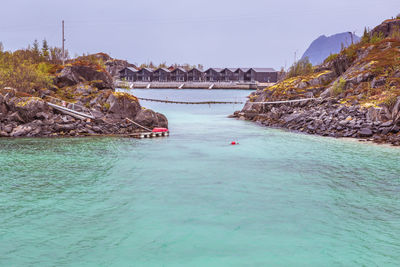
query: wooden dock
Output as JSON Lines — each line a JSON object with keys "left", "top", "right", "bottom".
{"left": 129, "top": 131, "right": 170, "bottom": 138}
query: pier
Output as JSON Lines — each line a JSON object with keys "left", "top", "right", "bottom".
{"left": 129, "top": 131, "right": 170, "bottom": 138}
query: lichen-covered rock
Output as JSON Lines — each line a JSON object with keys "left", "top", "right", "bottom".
{"left": 133, "top": 109, "right": 169, "bottom": 129}
{"left": 156, "top": 112, "right": 168, "bottom": 128}
{"left": 106, "top": 92, "right": 141, "bottom": 119}
{"left": 55, "top": 65, "right": 114, "bottom": 90}
{"left": 9, "top": 97, "right": 51, "bottom": 122}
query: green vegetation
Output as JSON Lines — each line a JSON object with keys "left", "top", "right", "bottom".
{"left": 383, "top": 94, "right": 398, "bottom": 109}
{"left": 286, "top": 58, "right": 313, "bottom": 78}
{"left": 370, "top": 32, "right": 385, "bottom": 44}
{"left": 324, "top": 53, "right": 339, "bottom": 63}
{"left": 332, "top": 78, "right": 346, "bottom": 96}
{"left": 0, "top": 40, "right": 70, "bottom": 93}
{"left": 361, "top": 27, "right": 370, "bottom": 44}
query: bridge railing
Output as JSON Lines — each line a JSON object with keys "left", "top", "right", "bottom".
{"left": 44, "top": 96, "right": 94, "bottom": 118}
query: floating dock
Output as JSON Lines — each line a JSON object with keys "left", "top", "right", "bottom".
{"left": 129, "top": 131, "right": 170, "bottom": 138}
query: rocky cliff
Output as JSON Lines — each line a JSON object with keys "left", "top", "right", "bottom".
{"left": 235, "top": 19, "right": 400, "bottom": 146}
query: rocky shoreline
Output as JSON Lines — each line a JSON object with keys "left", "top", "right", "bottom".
{"left": 0, "top": 89, "right": 167, "bottom": 138}
{"left": 0, "top": 56, "right": 168, "bottom": 138}
{"left": 233, "top": 19, "right": 400, "bottom": 147}
{"left": 233, "top": 97, "right": 400, "bottom": 146}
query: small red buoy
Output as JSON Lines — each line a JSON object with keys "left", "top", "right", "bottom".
{"left": 231, "top": 141, "right": 237, "bottom": 145}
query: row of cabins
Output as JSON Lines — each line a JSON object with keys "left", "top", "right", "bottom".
{"left": 120, "top": 67, "right": 278, "bottom": 83}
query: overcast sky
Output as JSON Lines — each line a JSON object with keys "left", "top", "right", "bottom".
{"left": 0, "top": 0, "right": 398, "bottom": 69}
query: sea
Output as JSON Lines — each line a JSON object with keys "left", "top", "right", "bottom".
{"left": 0, "top": 89, "right": 399, "bottom": 266}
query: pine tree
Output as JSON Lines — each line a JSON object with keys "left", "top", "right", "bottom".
{"left": 361, "top": 27, "right": 370, "bottom": 44}
{"left": 32, "top": 40, "right": 40, "bottom": 55}
{"left": 41, "top": 39, "right": 49, "bottom": 60}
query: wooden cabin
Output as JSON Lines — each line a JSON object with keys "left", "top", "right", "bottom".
{"left": 220, "top": 68, "right": 237, "bottom": 82}
{"left": 119, "top": 67, "right": 138, "bottom": 82}
{"left": 245, "top": 68, "right": 277, "bottom": 83}
{"left": 137, "top": 68, "right": 153, "bottom": 82}
{"left": 153, "top": 68, "right": 171, "bottom": 82}
{"left": 204, "top": 68, "right": 223, "bottom": 82}
{"left": 235, "top": 68, "right": 250, "bottom": 82}
{"left": 187, "top": 68, "right": 204, "bottom": 82}
{"left": 171, "top": 67, "right": 187, "bottom": 82}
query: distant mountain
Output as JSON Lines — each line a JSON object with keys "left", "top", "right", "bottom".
{"left": 301, "top": 32, "right": 360, "bottom": 65}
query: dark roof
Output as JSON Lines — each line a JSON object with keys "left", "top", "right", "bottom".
{"left": 250, "top": 68, "right": 276, "bottom": 72}
{"left": 119, "top": 67, "right": 138, "bottom": 73}
{"left": 139, "top": 68, "right": 154, "bottom": 73}
{"left": 222, "top": 68, "right": 238, "bottom": 73}
{"left": 171, "top": 67, "right": 187, "bottom": 73}
{"left": 127, "top": 67, "right": 138, "bottom": 72}
{"left": 235, "top": 68, "right": 250, "bottom": 72}
{"left": 188, "top": 67, "right": 203, "bottom": 73}
{"left": 154, "top": 68, "right": 171, "bottom": 73}
{"left": 205, "top": 68, "right": 223, "bottom": 73}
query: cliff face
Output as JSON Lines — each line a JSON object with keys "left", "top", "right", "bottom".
{"left": 238, "top": 19, "right": 400, "bottom": 146}
{"left": 301, "top": 32, "right": 360, "bottom": 65}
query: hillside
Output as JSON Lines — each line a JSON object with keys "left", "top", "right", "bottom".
{"left": 238, "top": 18, "right": 400, "bottom": 146}
{"left": 301, "top": 32, "right": 360, "bottom": 65}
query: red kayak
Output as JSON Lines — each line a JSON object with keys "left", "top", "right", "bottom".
{"left": 152, "top": 128, "right": 169, "bottom": 132}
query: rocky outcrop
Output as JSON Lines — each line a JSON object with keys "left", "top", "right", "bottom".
{"left": 105, "top": 59, "right": 136, "bottom": 78}
{"left": 55, "top": 65, "right": 114, "bottom": 90}
{"left": 234, "top": 98, "right": 400, "bottom": 146}
{"left": 370, "top": 19, "right": 400, "bottom": 38}
{"left": 106, "top": 92, "right": 141, "bottom": 119}
{"left": 0, "top": 89, "right": 168, "bottom": 138}
{"left": 134, "top": 109, "right": 168, "bottom": 129}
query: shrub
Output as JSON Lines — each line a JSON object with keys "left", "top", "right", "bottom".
{"left": 344, "top": 44, "right": 358, "bottom": 60}
{"left": 390, "top": 25, "right": 400, "bottom": 40}
{"left": 324, "top": 53, "right": 338, "bottom": 63}
{"left": 370, "top": 32, "right": 384, "bottom": 44}
{"left": 383, "top": 94, "right": 398, "bottom": 109}
{"left": 286, "top": 57, "right": 313, "bottom": 78}
{"left": 0, "top": 50, "right": 54, "bottom": 93}
{"left": 332, "top": 78, "right": 346, "bottom": 96}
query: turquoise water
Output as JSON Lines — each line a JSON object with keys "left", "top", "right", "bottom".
{"left": 1, "top": 89, "right": 400, "bottom": 266}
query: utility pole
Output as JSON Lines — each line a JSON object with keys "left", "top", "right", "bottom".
{"left": 62, "top": 20, "right": 65, "bottom": 65}
{"left": 348, "top": 31, "right": 353, "bottom": 45}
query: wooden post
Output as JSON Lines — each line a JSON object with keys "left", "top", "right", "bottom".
{"left": 62, "top": 20, "right": 65, "bottom": 65}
